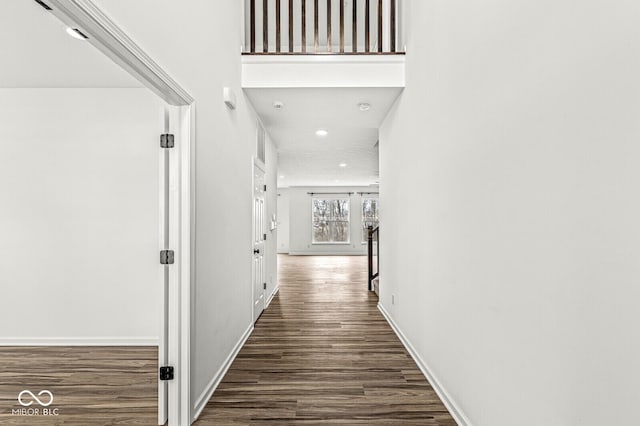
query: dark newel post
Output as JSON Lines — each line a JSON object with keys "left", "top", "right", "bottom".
{"left": 367, "top": 225, "right": 373, "bottom": 291}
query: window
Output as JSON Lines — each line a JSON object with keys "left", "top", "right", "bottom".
{"left": 312, "top": 199, "right": 350, "bottom": 243}
{"left": 362, "top": 198, "right": 379, "bottom": 242}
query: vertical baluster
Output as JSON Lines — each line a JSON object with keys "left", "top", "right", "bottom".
{"left": 289, "top": 0, "right": 294, "bottom": 52}
{"left": 340, "top": 0, "right": 344, "bottom": 53}
{"left": 263, "top": 0, "right": 268, "bottom": 52}
{"left": 352, "top": 0, "right": 357, "bottom": 52}
{"left": 302, "top": 0, "right": 307, "bottom": 53}
{"left": 250, "top": 0, "right": 256, "bottom": 53}
{"left": 327, "top": 0, "right": 332, "bottom": 52}
{"left": 365, "top": 0, "right": 370, "bottom": 53}
{"left": 390, "top": 0, "right": 396, "bottom": 52}
{"left": 377, "top": 0, "right": 383, "bottom": 52}
{"left": 314, "top": 0, "right": 319, "bottom": 52}
{"left": 276, "top": 0, "right": 281, "bottom": 52}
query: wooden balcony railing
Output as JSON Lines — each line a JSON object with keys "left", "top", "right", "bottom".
{"left": 246, "top": 0, "right": 400, "bottom": 54}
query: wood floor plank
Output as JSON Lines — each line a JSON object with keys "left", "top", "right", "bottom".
{"left": 195, "top": 255, "right": 456, "bottom": 425}
{"left": 0, "top": 346, "right": 157, "bottom": 425}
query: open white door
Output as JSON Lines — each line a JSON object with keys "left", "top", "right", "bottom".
{"left": 253, "top": 161, "right": 267, "bottom": 322}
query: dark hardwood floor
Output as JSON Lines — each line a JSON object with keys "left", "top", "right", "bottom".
{"left": 0, "top": 346, "right": 157, "bottom": 425}
{"left": 195, "top": 255, "right": 456, "bottom": 425}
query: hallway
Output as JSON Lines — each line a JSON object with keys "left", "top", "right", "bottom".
{"left": 195, "top": 255, "right": 455, "bottom": 425}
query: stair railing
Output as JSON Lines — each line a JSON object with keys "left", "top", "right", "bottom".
{"left": 367, "top": 225, "right": 379, "bottom": 291}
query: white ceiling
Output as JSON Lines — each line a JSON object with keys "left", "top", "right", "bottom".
{"left": 0, "top": 0, "right": 141, "bottom": 88}
{"left": 245, "top": 87, "right": 402, "bottom": 187}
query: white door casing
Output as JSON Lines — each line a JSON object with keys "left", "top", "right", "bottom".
{"left": 42, "top": 2, "right": 195, "bottom": 425}
{"left": 253, "top": 161, "right": 266, "bottom": 322}
{"left": 160, "top": 105, "right": 189, "bottom": 425}
{"left": 158, "top": 109, "right": 170, "bottom": 425}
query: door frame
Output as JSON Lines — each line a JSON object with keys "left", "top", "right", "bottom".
{"left": 46, "top": 1, "right": 194, "bottom": 424}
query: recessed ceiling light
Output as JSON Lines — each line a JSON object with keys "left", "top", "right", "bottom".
{"left": 339, "top": 163, "right": 347, "bottom": 167}
{"left": 273, "top": 101, "right": 284, "bottom": 109}
{"left": 66, "top": 27, "right": 88, "bottom": 40}
{"left": 315, "top": 129, "right": 328, "bottom": 137}
{"left": 358, "top": 102, "right": 371, "bottom": 111}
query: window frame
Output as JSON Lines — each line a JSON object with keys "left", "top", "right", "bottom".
{"left": 311, "top": 197, "right": 351, "bottom": 245}
{"left": 361, "top": 197, "right": 380, "bottom": 244}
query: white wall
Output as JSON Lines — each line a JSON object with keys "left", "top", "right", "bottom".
{"left": 0, "top": 88, "right": 162, "bottom": 344}
{"left": 276, "top": 188, "right": 290, "bottom": 253}
{"left": 287, "top": 186, "right": 377, "bottom": 255}
{"left": 379, "top": 1, "right": 640, "bottom": 425}
{"left": 92, "top": 0, "right": 277, "bottom": 419}
{"left": 264, "top": 135, "right": 279, "bottom": 302}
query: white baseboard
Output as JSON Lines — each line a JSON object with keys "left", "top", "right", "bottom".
{"left": 192, "top": 323, "right": 254, "bottom": 422}
{"left": 0, "top": 337, "right": 159, "bottom": 346}
{"left": 378, "top": 304, "right": 471, "bottom": 426}
{"left": 266, "top": 286, "right": 280, "bottom": 308}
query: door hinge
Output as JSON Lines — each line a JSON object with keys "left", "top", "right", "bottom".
{"left": 263, "top": 184, "right": 267, "bottom": 191}
{"left": 159, "top": 366, "right": 174, "bottom": 381}
{"left": 160, "top": 134, "right": 175, "bottom": 148}
{"left": 263, "top": 233, "right": 267, "bottom": 241}
{"left": 263, "top": 282, "right": 267, "bottom": 290}
{"left": 160, "top": 250, "right": 175, "bottom": 265}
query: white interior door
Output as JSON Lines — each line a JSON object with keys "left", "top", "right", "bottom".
{"left": 253, "top": 162, "right": 266, "bottom": 322}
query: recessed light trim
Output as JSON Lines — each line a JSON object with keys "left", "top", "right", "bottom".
{"left": 66, "top": 27, "right": 88, "bottom": 40}
{"left": 339, "top": 163, "right": 347, "bottom": 168}
{"left": 273, "top": 101, "right": 284, "bottom": 109}
{"left": 315, "top": 129, "right": 328, "bottom": 137}
{"left": 358, "top": 102, "right": 371, "bottom": 111}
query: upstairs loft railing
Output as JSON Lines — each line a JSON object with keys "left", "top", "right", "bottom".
{"left": 245, "top": 0, "right": 400, "bottom": 54}
{"left": 367, "top": 225, "right": 379, "bottom": 291}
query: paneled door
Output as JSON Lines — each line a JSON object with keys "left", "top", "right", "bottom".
{"left": 252, "top": 161, "right": 266, "bottom": 322}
